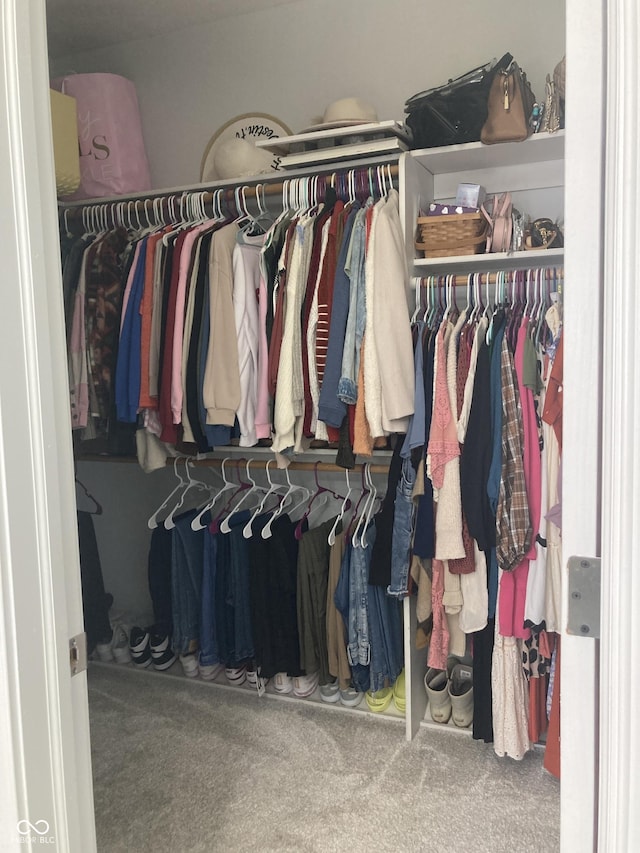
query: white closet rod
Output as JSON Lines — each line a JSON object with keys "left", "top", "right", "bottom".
{"left": 75, "top": 454, "right": 391, "bottom": 476}
{"left": 59, "top": 163, "right": 399, "bottom": 232}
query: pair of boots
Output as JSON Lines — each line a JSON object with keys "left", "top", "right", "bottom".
{"left": 424, "top": 658, "right": 473, "bottom": 728}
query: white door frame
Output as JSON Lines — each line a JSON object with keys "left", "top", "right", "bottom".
{"left": 0, "top": 2, "right": 96, "bottom": 851}
{"left": 561, "top": 1, "right": 605, "bottom": 849}
{"left": 1, "top": 0, "right": 637, "bottom": 850}
{"left": 598, "top": 1, "right": 640, "bottom": 849}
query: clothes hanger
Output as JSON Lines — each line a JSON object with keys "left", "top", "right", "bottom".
{"left": 261, "top": 465, "right": 310, "bottom": 539}
{"left": 345, "top": 465, "right": 366, "bottom": 538}
{"left": 190, "top": 457, "right": 235, "bottom": 531}
{"left": 147, "top": 457, "right": 189, "bottom": 529}
{"left": 219, "top": 459, "right": 267, "bottom": 534}
{"left": 208, "top": 459, "right": 253, "bottom": 534}
{"left": 357, "top": 463, "right": 379, "bottom": 548}
{"left": 75, "top": 477, "right": 103, "bottom": 515}
{"left": 163, "top": 459, "right": 215, "bottom": 530}
{"left": 242, "top": 460, "right": 287, "bottom": 539}
{"left": 327, "top": 469, "right": 353, "bottom": 546}
{"left": 410, "top": 277, "right": 423, "bottom": 325}
{"left": 294, "top": 462, "right": 345, "bottom": 540}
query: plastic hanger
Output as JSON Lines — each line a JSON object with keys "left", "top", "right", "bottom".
{"left": 163, "top": 459, "right": 213, "bottom": 530}
{"left": 294, "top": 463, "right": 345, "bottom": 540}
{"left": 191, "top": 457, "right": 235, "bottom": 531}
{"left": 410, "top": 277, "right": 423, "bottom": 325}
{"left": 327, "top": 469, "right": 353, "bottom": 546}
{"left": 358, "top": 464, "right": 379, "bottom": 548}
{"left": 261, "top": 465, "right": 308, "bottom": 539}
{"left": 242, "top": 460, "right": 286, "bottom": 538}
{"left": 346, "top": 464, "right": 370, "bottom": 541}
{"left": 147, "top": 457, "right": 189, "bottom": 529}
{"left": 219, "top": 460, "right": 266, "bottom": 534}
{"left": 353, "top": 463, "right": 378, "bottom": 549}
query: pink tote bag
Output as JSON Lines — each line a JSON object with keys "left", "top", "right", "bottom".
{"left": 51, "top": 73, "right": 152, "bottom": 200}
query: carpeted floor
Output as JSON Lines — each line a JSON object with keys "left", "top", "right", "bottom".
{"left": 88, "top": 665, "right": 559, "bottom": 853}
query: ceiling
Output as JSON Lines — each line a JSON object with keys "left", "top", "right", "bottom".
{"left": 46, "top": 0, "right": 301, "bottom": 59}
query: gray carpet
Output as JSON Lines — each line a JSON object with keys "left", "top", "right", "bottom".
{"left": 88, "top": 665, "right": 559, "bottom": 853}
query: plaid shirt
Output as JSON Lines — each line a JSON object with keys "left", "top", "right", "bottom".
{"left": 496, "top": 334, "right": 532, "bottom": 571}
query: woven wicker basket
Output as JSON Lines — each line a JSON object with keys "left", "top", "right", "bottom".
{"left": 416, "top": 211, "right": 488, "bottom": 258}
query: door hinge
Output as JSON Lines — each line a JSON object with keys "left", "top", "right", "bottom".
{"left": 566, "top": 556, "right": 601, "bottom": 639}
{"left": 69, "top": 632, "right": 88, "bottom": 676}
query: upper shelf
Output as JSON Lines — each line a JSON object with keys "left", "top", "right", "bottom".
{"left": 412, "top": 247, "right": 564, "bottom": 275}
{"left": 409, "top": 131, "right": 565, "bottom": 176}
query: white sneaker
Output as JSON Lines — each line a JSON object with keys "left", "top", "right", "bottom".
{"left": 198, "top": 661, "right": 224, "bottom": 681}
{"left": 179, "top": 654, "right": 199, "bottom": 678}
{"left": 111, "top": 623, "right": 132, "bottom": 664}
{"left": 273, "top": 672, "right": 294, "bottom": 694}
{"left": 293, "top": 672, "right": 319, "bottom": 698}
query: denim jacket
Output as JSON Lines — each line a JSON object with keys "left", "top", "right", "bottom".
{"left": 338, "top": 204, "right": 370, "bottom": 404}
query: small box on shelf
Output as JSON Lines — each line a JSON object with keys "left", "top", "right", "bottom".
{"left": 455, "top": 182, "right": 485, "bottom": 208}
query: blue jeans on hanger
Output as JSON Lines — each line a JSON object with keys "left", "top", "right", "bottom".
{"left": 214, "top": 511, "right": 254, "bottom": 665}
{"left": 347, "top": 522, "right": 375, "bottom": 668}
{"left": 387, "top": 457, "right": 416, "bottom": 599}
{"left": 171, "top": 510, "right": 205, "bottom": 656}
{"left": 199, "top": 527, "right": 220, "bottom": 666}
{"left": 367, "top": 583, "right": 404, "bottom": 693}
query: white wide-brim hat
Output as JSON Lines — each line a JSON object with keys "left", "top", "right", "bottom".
{"left": 210, "top": 138, "right": 274, "bottom": 181}
{"left": 301, "top": 97, "right": 379, "bottom": 133}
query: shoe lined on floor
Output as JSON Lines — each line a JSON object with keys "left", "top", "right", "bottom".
{"left": 448, "top": 663, "right": 473, "bottom": 727}
{"left": 393, "top": 670, "right": 406, "bottom": 713}
{"left": 319, "top": 681, "right": 341, "bottom": 703}
{"left": 293, "top": 672, "right": 319, "bottom": 698}
{"left": 94, "top": 634, "right": 115, "bottom": 663}
{"left": 273, "top": 672, "right": 294, "bottom": 694}
{"left": 225, "top": 666, "right": 247, "bottom": 686}
{"left": 198, "top": 661, "right": 224, "bottom": 681}
{"left": 179, "top": 653, "right": 199, "bottom": 678}
{"left": 339, "top": 687, "right": 364, "bottom": 708}
{"left": 424, "top": 667, "right": 452, "bottom": 723}
{"left": 129, "top": 627, "right": 152, "bottom": 668}
{"left": 111, "top": 623, "right": 133, "bottom": 664}
{"left": 149, "top": 632, "right": 177, "bottom": 671}
{"left": 365, "top": 687, "right": 393, "bottom": 713}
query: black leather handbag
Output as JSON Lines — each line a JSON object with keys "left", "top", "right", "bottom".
{"left": 405, "top": 53, "right": 513, "bottom": 149}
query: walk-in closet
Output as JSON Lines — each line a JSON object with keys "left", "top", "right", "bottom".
{"left": 8, "top": 0, "right": 640, "bottom": 850}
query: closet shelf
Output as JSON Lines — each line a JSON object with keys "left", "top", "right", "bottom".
{"left": 409, "top": 131, "right": 565, "bottom": 175}
{"left": 412, "top": 247, "right": 564, "bottom": 275}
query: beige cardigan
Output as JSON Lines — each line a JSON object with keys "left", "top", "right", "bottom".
{"left": 203, "top": 222, "right": 241, "bottom": 426}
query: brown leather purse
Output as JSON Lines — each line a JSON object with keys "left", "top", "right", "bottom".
{"left": 480, "top": 61, "right": 536, "bottom": 144}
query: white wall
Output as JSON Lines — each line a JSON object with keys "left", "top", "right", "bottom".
{"left": 49, "top": 0, "right": 566, "bottom": 188}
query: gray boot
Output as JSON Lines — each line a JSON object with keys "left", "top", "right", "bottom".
{"left": 448, "top": 663, "right": 473, "bottom": 727}
{"left": 424, "top": 667, "right": 452, "bottom": 723}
